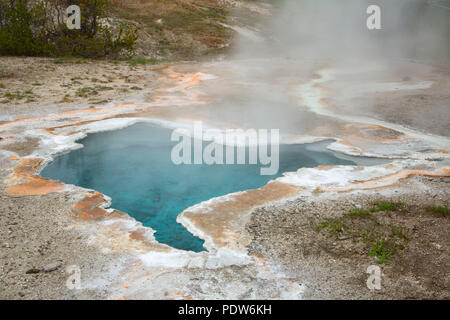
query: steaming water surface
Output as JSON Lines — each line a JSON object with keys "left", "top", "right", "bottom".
{"left": 42, "top": 123, "right": 378, "bottom": 252}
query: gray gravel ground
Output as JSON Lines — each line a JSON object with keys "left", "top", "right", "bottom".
{"left": 0, "top": 181, "right": 127, "bottom": 299}
{"left": 247, "top": 175, "right": 449, "bottom": 299}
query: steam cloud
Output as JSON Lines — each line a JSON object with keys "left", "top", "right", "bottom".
{"left": 233, "top": 0, "right": 450, "bottom": 62}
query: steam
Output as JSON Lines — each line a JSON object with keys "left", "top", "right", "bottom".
{"left": 232, "top": 0, "right": 450, "bottom": 62}
{"left": 209, "top": 0, "right": 450, "bottom": 139}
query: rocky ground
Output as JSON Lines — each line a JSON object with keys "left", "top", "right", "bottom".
{"left": 0, "top": 57, "right": 161, "bottom": 120}
{"left": 247, "top": 175, "right": 449, "bottom": 299}
{"left": 0, "top": 191, "right": 125, "bottom": 299}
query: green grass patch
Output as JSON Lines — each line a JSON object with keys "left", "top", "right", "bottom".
{"left": 368, "top": 238, "right": 396, "bottom": 264}
{"left": 346, "top": 209, "right": 376, "bottom": 220}
{"left": 95, "top": 85, "right": 114, "bottom": 91}
{"left": 4, "top": 91, "right": 26, "bottom": 100}
{"left": 390, "top": 225, "right": 410, "bottom": 241}
{"left": 75, "top": 87, "right": 98, "bottom": 97}
{"left": 0, "top": 83, "right": 5, "bottom": 89}
{"left": 54, "top": 56, "right": 89, "bottom": 64}
{"left": 3, "top": 88, "right": 35, "bottom": 102}
{"left": 372, "top": 201, "right": 404, "bottom": 212}
{"left": 426, "top": 205, "right": 448, "bottom": 216}
{"left": 314, "top": 219, "right": 345, "bottom": 237}
{"left": 313, "top": 201, "right": 413, "bottom": 264}
{"left": 3, "top": 92, "right": 24, "bottom": 100}
{"left": 59, "top": 94, "right": 73, "bottom": 103}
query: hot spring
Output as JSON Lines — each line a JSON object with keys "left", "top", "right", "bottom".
{"left": 41, "top": 123, "right": 382, "bottom": 252}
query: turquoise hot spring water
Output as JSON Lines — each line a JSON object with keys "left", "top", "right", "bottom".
{"left": 41, "top": 123, "right": 381, "bottom": 252}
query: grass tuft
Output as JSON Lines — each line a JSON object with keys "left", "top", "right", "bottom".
{"left": 346, "top": 209, "right": 376, "bottom": 220}
{"left": 54, "top": 56, "right": 89, "bottom": 64}
{"left": 426, "top": 205, "right": 448, "bottom": 216}
{"left": 372, "top": 201, "right": 404, "bottom": 212}
{"left": 368, "top": 238, "right": 395, "bottom": 264}
{"left": 390, "top": 225, "right": 410, "bottom": 241}
{"left": 75, "top": 87, "right": 98, "bottom": 97}
{"left": 314, "top": 219, "right": 344, "bottom": 237}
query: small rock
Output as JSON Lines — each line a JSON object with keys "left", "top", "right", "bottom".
{"left": 26, "top": 268, "right": 41, "bottom": 274}
{"left": 431, "top": 243, "right": 442, "bottom": 250}
{"left": 43, "top": 261, "right": 62, "bottom": 272}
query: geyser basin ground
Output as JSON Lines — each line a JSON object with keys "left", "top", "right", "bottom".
{"left": 41, "top": 123, "right": 382, "bottom": 252}
{"left": 1, "top": 55, "right": 448, "bottom": 299}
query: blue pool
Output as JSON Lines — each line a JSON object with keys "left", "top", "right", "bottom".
{"left": 41, "top": 123, "right": 375, "bottom": 252}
